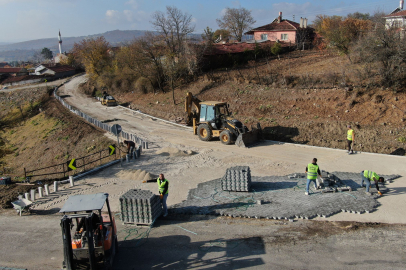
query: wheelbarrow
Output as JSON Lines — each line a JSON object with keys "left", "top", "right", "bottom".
{"left": 11, "top": 198, "right": 33, "bottom": 216}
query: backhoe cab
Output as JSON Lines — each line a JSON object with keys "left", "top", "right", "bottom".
{"left": 185, "top": 92, "right": 262, "bottom": 147}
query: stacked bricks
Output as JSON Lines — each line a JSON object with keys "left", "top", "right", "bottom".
{"left": 119, "top": 189, "right": 162, "bottom": 225}
{"left": 221, "top": 166, "right": 251, "bottom": 192}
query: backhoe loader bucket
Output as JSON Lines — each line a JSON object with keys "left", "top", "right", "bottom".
{"left": 235, "top": 123, "right": 263, "bottom": 148}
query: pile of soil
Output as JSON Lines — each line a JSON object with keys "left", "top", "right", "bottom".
{"left": 116, "top": 169, "right": 157, "bottom": 181}
{"left": 155, "top": 147, "right": 195, "bottom": 157}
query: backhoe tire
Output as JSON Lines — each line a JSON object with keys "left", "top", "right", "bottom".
{"left": 220, "top": 130, "right": 233, "bottom": 145}
{"left": 197, "top": 124, "right": 212, "bottom": 141}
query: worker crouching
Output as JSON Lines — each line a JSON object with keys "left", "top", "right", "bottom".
{"left": 361, "top": 170, "right": 384, "bottom": 196}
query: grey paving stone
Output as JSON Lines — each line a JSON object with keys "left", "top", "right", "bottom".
{"left": 169, "top": 172, "right": 400, "bottom": 220}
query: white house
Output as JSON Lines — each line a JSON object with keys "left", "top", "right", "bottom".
{"left": 384, "top": 0, "right": 406, "bottom": 29}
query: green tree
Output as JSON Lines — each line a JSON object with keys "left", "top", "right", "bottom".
{"left": 216, "top": 7, "right": 256, "bottom": 42}
{"left": 41, "top": 47, "right": 53, "bottom": 60}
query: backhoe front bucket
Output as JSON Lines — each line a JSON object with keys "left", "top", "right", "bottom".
{"left": 235, "top": 123, "right": 263, "bottom": 148}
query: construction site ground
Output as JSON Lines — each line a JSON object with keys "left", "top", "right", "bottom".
{"left": 1, "top": 74, "right": 406, "bottom": 269}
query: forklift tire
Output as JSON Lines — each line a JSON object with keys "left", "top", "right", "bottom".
{"left": 220, "top": 130, "right": 233, "bottom": 145}
{"left": 197, "top": 124, "right": 212, "bottom": 141}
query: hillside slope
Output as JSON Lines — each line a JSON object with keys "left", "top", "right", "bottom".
{"left": 103, "top": 52, "right": 406, "bottom": 155}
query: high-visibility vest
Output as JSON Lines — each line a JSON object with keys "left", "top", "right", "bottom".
{"left": 307, "top": 163, "right": 319, "bottom": 180}
{"left": 347, "top": 129, "right": 354, "bottom": 141}
{"left": 157, "top": 178, "right": 169, "bottom": 194}
{"left": 363, "top": 170, "right": 379, "bottom": 181}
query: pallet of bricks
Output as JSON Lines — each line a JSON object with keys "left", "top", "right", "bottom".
{"left": 221, "top": 166, "right": 252, "bottom": 192}
{"left": 119, "top": 189, "right": 162, "bottom": 225}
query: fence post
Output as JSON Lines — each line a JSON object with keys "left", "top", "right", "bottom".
{"left": 38, "top": 187, "right": 43, "bottom": 198}
{"left": 30, "top": 189, "right": 36, "bottom": 201}
{"left": 24, "top": 167, "right": 26, "bottom": 179}
{"left": 44, "top": 184, "right": 49, "bottom": 196}
{"left": 54, "top": 181, "right": 58, "bottom": 192}
{"left": 69, "top": 176, "right": 74, "bottom": 187}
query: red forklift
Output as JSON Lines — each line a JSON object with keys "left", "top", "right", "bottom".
{"left": 60, "top": 193, "right": 118, "bottom": 270}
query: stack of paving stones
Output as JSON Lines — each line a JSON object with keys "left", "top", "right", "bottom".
{"left": 170, "top": 172, "right": 400, "bottom": 221}
{"left": 221, "top": 166, "right": 251, "bottom": 192}
{"left": 119, "top": 189, "right": 162, "bottom": 225}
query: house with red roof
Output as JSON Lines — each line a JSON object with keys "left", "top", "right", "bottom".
{"left": 384, "top": 1, "right": 406, "bottom": 29}
{"left": 33, "top": 63, "right": 76, "bottom": 79}
{"left": 245, "top": 12, "right": 313, "bottom": 46}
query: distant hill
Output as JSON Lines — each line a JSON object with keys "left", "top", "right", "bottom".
{"left": 0, "top": 30, "right": 149, "bottom": 62}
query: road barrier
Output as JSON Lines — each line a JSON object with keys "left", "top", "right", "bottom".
{"left": 54, "top": 86, "right": 146, "bottom": 146}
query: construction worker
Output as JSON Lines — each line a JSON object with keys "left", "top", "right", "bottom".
{"left": 143, "top": 173, "right": 169, "bottom": 217}
{"left": 157, "top": 173, "right": 169, "bottom": 217}
{"left": 361, "top": 170, "right": 384, "bottom": 196}
{"left": 305, "top": 158, "right": 322, "bottom": 195}
{"left": 123, "top": 140, "right": 135, "bottom": 156}
{"left": 347, "top": 125, "right": 355, "bottom": 154}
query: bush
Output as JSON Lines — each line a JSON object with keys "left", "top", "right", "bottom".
{"left": 134, "top": 77, "right": 154, "bottom": 94}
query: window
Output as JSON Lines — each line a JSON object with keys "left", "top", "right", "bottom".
{"left": 281, "top": 34, "right": 288, "bottom": 40}
{"left": 260, "top": 34, "right": 268, "bottom": 40}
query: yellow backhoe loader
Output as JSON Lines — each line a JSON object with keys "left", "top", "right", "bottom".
{"left": 185, "top": 92, "right": 262, "bottom": 148}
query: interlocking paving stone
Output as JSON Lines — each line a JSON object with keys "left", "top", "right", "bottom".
{"left": 170, "top": 172, "right": 400, "bottom": 220}
{"left": 120, "top": 189, "right": 162, "bottom": 224}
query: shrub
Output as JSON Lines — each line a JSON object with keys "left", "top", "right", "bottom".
{"left": 134, "top": 77, "right": 154, "bottom": 94}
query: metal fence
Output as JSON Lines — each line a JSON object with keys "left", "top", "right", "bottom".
{"left": 54, "top": 86, "right": 145, "bottom": 145}
{"left": 24, "top": 147, "right": 117, "bottom": 181}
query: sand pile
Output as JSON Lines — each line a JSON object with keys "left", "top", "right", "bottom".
{"left": 116, "top": 169, "right": 158, "bottom": 181}
{"left": 155, "top": 147, "right": 195, "bottom": 157}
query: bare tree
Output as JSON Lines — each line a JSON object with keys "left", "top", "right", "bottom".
{"left": 353, "top": 17, "right": 406, "bottom": 88}
{"left": 151, "top": 6, "right": 195, "bottom": 55}
{"left": 216, "top": 7, "right": 256, "bottom": 42}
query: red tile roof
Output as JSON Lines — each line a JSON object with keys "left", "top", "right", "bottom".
{"left": 2, "top": 75, "right": 47, "bottom": 84}
{"left": 0, "top": 68, "right": 25, "bottom": 73}
{"left": 385, "top": 9, "right": 406, "bottom": 17}
{"left": 246, "top": 19, "right": 301, "bottom": 35}
{"left": 204, "top": 40, "right": 288, "bottom": 55}
{"left": 43, "top": 64, "right": 75, "bottom": 73}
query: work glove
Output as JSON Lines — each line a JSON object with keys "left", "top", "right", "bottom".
{"left": 378, "top": 191, "right": 382, "bottom": 196}
{"left": 159, "top": 194, "right": 163, "bottom": 200}
{"left": 142, "top": 181, "right": 146, "bottom": 183}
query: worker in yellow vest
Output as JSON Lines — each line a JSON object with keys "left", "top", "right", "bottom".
{"left": 347, "top": 125, "right": 355, "bottom": 154}
{"left": 143, "top": 173, "right": 169, "bottom": 217}
{"left": 361, "top": 170, "right": 384, "bottom": 196}
{"left": 157, "top": 173, "right": 169, "bottom": 217}
{"left": 305, "top": 158, "right": 323, "bottom": 195}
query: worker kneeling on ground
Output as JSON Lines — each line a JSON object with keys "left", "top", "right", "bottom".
{"left": 305, "top": 158, "right": 322, "bottom": 195}
{"left": 361, "top": 170, "right": 384, "bottom": 196}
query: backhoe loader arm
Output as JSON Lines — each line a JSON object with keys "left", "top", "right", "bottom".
{"left": 185, "top": 92, "right": 202, "bottom": 126}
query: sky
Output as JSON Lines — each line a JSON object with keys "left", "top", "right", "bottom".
{"left": 0, "top": 0, "right": 399, "bottom": 43}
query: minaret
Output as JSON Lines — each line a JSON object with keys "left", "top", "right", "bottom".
{"left": 58, "top": 30, "right": 62, "bottom": 54}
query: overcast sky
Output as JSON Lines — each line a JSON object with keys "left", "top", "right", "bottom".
{"left": 0, "top": 0, "right": 396, "bottom": 43}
